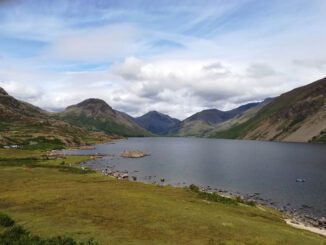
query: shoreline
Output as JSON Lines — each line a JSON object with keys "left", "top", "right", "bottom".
{"left": 285, "top": 219, "right": 326, "bottom": 237}
{"left": 60, "top": 145, "right": 326, "bottom": 238}
{"left": 85, "top": 161, "right": 326, "bottom": 237}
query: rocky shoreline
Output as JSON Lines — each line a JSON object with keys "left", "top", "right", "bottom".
{"left": 96, "top": 167, "right": 326, "bottom": 233}
{"left": 75, "top": 151, "right": 326, "bottom": 235}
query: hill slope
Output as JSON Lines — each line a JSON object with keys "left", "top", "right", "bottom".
{"left": 207, "top": 98, "right": 273, "bottom": 136}
{"left": 172, "top": 102, "right": 260, "bottom": 137}
{"left": 1, "top": 149, "right": 325, "bottom": 244}
{"left": 134, "top": 111, "right": 180, "bottom": 135}
{"left": 57, "top": 98, "right": 151, "bottom": 137}
{"left": 211, "top": 78, "right": 326, "bottom": 142}
{"left": 0, "top": 88, "right": 108, "bottom": 149}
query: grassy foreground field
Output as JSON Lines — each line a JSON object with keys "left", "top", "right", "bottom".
{"left": 0, "top": 150, "right": 325, "bottom": 244}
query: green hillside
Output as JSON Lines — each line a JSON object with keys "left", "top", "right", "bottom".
{"left": 0, "top": 88, "right": 110, "bottom": 150}
{"left": 211, "top": 78, "right": 326, "bottom": 142}
{"left": 0, "top": 149, "right": 325, "bottom": 244}
{"left": 56, "top": 99, "right": 151, "bottom": 137}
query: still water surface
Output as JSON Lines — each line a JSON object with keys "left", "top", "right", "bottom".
{"left": 65, "top": 137, "right": 326, "bottom": 217}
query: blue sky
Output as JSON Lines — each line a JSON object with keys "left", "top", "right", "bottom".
{"left": 0, "top": 0, "right": 325, "bottom": 118}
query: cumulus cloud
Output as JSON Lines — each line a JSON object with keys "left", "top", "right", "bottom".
{"left": 0, "top": 81, "right": 43, "bottom": 100}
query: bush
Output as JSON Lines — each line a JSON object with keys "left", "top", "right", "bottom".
{"left": 189, "top": 184, "right": 200, "bottom": 193}
{"left": 0, "top": 213, "right": 15, "bottom": 227}
{"left": 0, "top": 225, "right": 99, "bottom": 245}
{"left": 189, "top": 184, "right": 256, "bottom": 206}
{"left": 235, "top": 196, "right": 256, "bottom": 206}
{"left": 198, "top": 192, "right": 238, "bottom": 205}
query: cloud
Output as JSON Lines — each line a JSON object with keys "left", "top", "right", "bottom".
{"left": 293, "top": 59, "right": 326, "bottom": 70}
{"left": 0, "top": 80, "right": 43, "bottom": 100}
{"left": 47, "top": 24, "right": 141, "bottom": 61}
{"left": 246, "top": 63, "right": 277, "bottom": 78}
{"left": 111, "top": 57, "right": 143, "bottom": 80}
{"left": 0, "top": 0, "right": 326, "bottom": 119}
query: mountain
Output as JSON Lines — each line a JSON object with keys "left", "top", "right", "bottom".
{"left": 0, "top": 88, "right": 109, "bottom": 149}
{"left": 211, "top": 78, "right": 326, "bottom": 142}
{"left": 134, "top": 111, "right": 180, "bottom": 135}
{"left": 172, "top": 102, "right": 260, "bottom": 137}
{"left": 207, "top": 98, "right": 273, "bottom": 136}
{"left": 56, "top": 98, "right": 151, "bottom": 137}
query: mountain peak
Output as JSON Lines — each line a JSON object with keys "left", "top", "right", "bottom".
{"left": 76, "top": 98, "right": 111, "bottom": 108}
{"left": 135, "top": 110, "right": 180, "bottom": 135}
{"left": 0, "top": 87, "right": 8, "bottom": 96}
{"left": 64, "top": 98, "right": 115, "bottom": 117}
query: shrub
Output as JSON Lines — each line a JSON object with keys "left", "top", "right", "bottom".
{"left": 235, "top": 196, "right": 256, "bottom": 206}
{"left": 0, "top": 225, "right": 99, "bottom": 245}
{"left": 198, "top": 192, "right": 238, "bottom": 205}
{"left": 0, "top": 213, "right": 15, "bottom": 227}
{"left": 189, "top": 184, "right": 200, "bottom": 193}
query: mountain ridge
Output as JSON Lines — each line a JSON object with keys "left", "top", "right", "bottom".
{"left": 211, "top": 77, "right": 326, "bottom": 142}
{"left": 57, "top": 98, "right": 151, "bottom": 137}
{"left": 171, "top": 102, "right": 261, "bottom": 137}
{"left": 0, "top": 88, "right": 110, "bottom": 149}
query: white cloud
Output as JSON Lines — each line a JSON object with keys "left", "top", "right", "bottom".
{"left": 0, "top": 81, "right": 43, "bottom": 101}
{"left": 47, "top": 24, "right": 141, "bottom": 61}
{"left": 1, "top": 1, "right": 326, "bottom": 119}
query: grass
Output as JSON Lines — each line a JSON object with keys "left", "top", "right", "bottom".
{"left": 0, "top": 150, "right": 325, "bottom": 244}
{"left": 311, "top": 130, "right": 326, "bottom": 143}
{"left": 57, "top": 114, "right": 151, "bottom": 137}
{"left": 0, "top": 221, "right": 98, "bottom": 244}
{"left": 0, "top": 213, "right": 15, "bottom": 227}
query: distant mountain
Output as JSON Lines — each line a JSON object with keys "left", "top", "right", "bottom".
{"left": 211, "top": 78, "right": 326, "bottom": 143}
{"left": 134, "top": 111, "right": 180, "bottom": 135}
{"left": 0, "top": 88, "right": 108, "bottom": 149}
{"left": 56, "top": 98, "right": 151, "bottom": 137}
{"left": 207, "top": 98, "right": 273, "bottom": 136}
{"left": 172, "top": 102, "right": 260, "bottom": 137}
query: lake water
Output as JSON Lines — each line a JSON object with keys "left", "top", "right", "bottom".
{"left": 64, "top": 137, "right": 326, "bottom": 218}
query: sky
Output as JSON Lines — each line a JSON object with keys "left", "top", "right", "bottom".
{"left": 0, "top": 0, "right": 325, "bottom": 119}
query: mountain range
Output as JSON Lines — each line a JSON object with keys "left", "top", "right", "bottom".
{"left": 0, "top": 77, "right": 325, "bottom": 148}
{"left": 170, "top": 102, "right": 262, "bottom": 137}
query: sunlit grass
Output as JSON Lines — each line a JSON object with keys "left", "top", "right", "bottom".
{"left": 0, "top": 149, "right": 325, "bottom": 244}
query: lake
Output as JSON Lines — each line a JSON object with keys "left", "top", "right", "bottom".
{"left": 64, "top": 137, "right": 326, "bottom": 218}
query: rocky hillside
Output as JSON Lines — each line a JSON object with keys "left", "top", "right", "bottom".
{"left": 56, "top": 99, "right": 151, "bottom": 137}
{"left": 211, "top": 78, "right": 326, "bottom": 142}
{"left": 171, "top": 102, "right": 260, "bottom": 137}
{"left": 0, "top": 88, "right": 109, "bottom": 149}
{"left": 134, "top": 111, "right": 180, "bottom": 135}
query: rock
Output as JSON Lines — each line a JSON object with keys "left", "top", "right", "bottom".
{"left": 318, "top": 217, "right": 326, "bottom": 227}
{"left": 0, "top": 87, "right": 8, "bottom": 96}
{"left": 121, "top": 174, "right": 129, "bottom": 179}
{"left": 120, "top": 150, "right": 150, "bottom": 158}
{"left": 296, "top": 178, "right": 306, "bottom": 183}
{"left": 113, "top": 172, "right": 120, "bottom": 178}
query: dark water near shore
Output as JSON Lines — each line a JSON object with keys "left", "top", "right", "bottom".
{"left": 64, "top": 137, "right": 326, "bottom": 218}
